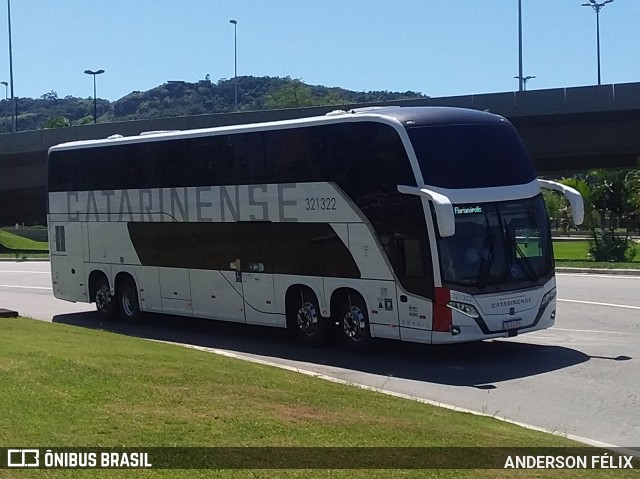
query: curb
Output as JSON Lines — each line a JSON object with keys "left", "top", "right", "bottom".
{"left": 556, "top": 267, "right": 640, "bottom": 276}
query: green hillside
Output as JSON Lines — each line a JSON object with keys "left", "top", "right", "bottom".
{"left": 0, "top": 76, "right": 426, "bottom": 133}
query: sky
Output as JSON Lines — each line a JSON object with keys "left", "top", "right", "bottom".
{"left": 0, "top": 1, "right": 638, "bottom": 102}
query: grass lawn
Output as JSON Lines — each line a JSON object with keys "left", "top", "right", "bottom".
{"left": 0, "top": 230, "right": 48, "bottom": 251}
{"left": 553, "top": 240, "right": 640, "bottom": 269}
{"left": 0, "top": 229, "right": 49, "bottom": 259}
{"left": 1, "top": 317, "right": 636, "bottom": 478}
{"left": 553, "top": 241, "right": 592, "bottom": 261}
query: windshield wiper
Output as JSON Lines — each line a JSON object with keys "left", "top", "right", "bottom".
{"left": 477, "top": 229, "right": 495, "bottom": 289}
{"left": 513, "top": 241, "right": 539, "bottom": 281}
{"left": 500, "top": 214, "right": 538, "bottom": 282}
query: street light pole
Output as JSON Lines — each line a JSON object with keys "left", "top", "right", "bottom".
{"left": 514, "top": 1, "right": 534, "bottom": 92}
{"left": 517, "top": 0, "right": 523, "bottom": 92}
{"left": 513, "top": 75, "right": 535, "bottom": 91}
{"left": 84, "top": 69, "right": 105, "bottom": 123}
{"left": 7, "top": 0, "right": 16, "bottom": 132}
{"left": 229, "top": 19, "right": 238, "bottom": 110}
{"left": 582, "top": 0, "right": 614, "bottom": 86}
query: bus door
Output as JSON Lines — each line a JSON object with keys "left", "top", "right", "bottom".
{"left": 240, "top": 262, "right": 277, "bottom": 326}
{"left": 237, "top": 222, "right": 278, "bottom": 326}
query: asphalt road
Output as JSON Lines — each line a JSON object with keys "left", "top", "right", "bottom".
{"left": 1, "top": 261, "right": 639, "bottom": 450}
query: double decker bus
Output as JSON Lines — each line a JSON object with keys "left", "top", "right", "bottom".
{"left": 47, "top": 106, "right": 583, "bottom": 350}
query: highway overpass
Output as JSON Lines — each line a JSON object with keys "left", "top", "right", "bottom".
{"left": 1, "top": 82, "right": 639, "bottom": 225}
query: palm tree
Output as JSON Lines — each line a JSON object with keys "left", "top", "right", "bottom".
{"left": 586, "top": 169, "right": 636, "bottom": 261}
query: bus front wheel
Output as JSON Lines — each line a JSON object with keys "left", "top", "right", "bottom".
{"left": 117, "top": 276, "right": 141, "bottom": 323}
{"left": 288, "top": 288, "right": 327, "bottom": 347}
{"left": 339, "top": 294, "right": 373, "bottom": 353}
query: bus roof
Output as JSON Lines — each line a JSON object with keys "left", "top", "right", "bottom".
{"left": 48, "top": 106, "right": 509, "bottom": 153}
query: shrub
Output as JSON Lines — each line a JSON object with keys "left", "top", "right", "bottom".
{"left": 589, "top": 228, "right": 636, "bottom": 262}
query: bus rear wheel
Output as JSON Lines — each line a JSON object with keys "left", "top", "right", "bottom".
{"left": 95, "top": 276, "right": 117, "bottom": 320}
{"left": 117, "top": 276, "right": 141, "bottom": 323}
{"left": 288, "top": 289, "right": 327, "bottom": 347}
{"left": 339, "top": 294, "right": 373, "bottom": 353}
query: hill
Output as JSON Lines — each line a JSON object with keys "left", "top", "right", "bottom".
{"left": 0, "top": 76, "right": 426, "bottom": 132}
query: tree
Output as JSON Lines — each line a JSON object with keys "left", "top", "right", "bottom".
{"left": 587, "top": 169, "right": 634, "bottom": 229}
{"left": 42, "top": 116, "right": 70, "bottom": 129}
{"left": 40, "top": 90, "right": 58, "bottom": 102}
{"left": 542, "top": 177, "right": 595, "bottom": 232}
{"left": 265, "top": 78, "right": 318, "bottom": 109}
{"left": 561, "top": 176, "right": 597, "bottom": 230}
{"left": 585, "top": 168, "right": 637, "bottom": 261}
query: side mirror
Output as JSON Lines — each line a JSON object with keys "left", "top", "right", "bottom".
{"left": 397, "top": 185, "right": 455, "bottom": 237}
{"left": 538, "top": 179, "right": 585, "bottom": 226}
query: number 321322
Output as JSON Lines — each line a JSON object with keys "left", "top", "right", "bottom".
{"left": 304, "top": 197, "right": 337, "bottom": 211}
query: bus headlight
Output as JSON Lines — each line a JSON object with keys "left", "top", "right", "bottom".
{"left": 540, "top": 287, "right": 557, "bottom": 310}
{"left": 447, "top": 301, "right": 480, "bottom": 319}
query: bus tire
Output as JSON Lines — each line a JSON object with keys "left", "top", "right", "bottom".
{"left": 117, "top": 276, "right": 142, "bottom": 323}
{"left": 339, "top": 293, "right": 373, "bottom": 353}
{"left": 94, "top": 275, "right": 117, "bottom": 321}
{"left": 288, "top": 288, "right": 327, "bottom": 347}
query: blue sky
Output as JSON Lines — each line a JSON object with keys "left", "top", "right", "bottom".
{"left": 0, "top": 1, "right": 638, "bottom": 101}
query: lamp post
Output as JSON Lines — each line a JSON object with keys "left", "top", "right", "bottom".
{"left": 7, "top": 0, "right": 16, "bottom": 132}
{"left": 229, "top": 19, "right": 238, "bottom": 110}
{"left": 1, "top": 81, "right": 7, "bottom": 133}
{"left": 514, "top": 0, "right": 536, "bottom": 92}
{"left": 517, "top": 0, "right": 524, "bottom": 92}
{"left": 84, "top": 69, "right": 105, "bottom": 123}
{"left": 581, "top": 0, "right": 614, "bottom": 85}
{"left": 513, "top": 75, "right": 536, "bottom": 91}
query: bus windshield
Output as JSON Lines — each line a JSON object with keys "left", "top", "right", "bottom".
{"left": 438, "top": 195, "right": 553, "bottom": 290}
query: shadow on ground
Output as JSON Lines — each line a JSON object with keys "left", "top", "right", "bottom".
{"left": 53, "top": 310, "right": 590, "bottom": 388}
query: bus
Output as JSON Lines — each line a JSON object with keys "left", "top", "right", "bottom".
{"left": 47, "top": 106, "right": 583, "bottom": 349}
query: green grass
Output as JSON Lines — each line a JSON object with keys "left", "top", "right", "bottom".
{"left": 553, "top": 240, "right": 640, "bottom": 269}
{"left": 0, "top": 230, "right": 48, "bottom": 251}
{"left": 0, "top": 317, "right": 636, "bottom": 478}
{"left": 0, "top": 229, "right": 49, "bottom": 259}
{"left": 553, "top": 241, "right": 592, "bottom": 261}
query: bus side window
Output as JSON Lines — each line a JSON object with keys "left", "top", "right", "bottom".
{"left": 233, "top": 132, "right": 265, "bottom": 184}
{"left": 264, "top": 128, "right": 324, "bottom": 184}
{"left": 392, "top": 224, "right": 434, "bottom": 299}
{"left": 399, "top": 238, "right": 425, "bottom": 277}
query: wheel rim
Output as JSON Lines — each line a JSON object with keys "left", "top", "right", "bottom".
{"left": 297, "top": 301, "right": 318, "bottom": 336}
{"left": 343, "top": 305, "right": 366, "bottom": 342}
{"left": 121, "top": 286, "right": 137, "bottom": 318}
{"left": 96, "top": 285, "right": 111, "bottom": 312}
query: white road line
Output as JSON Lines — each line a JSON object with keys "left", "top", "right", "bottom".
{"left": 0, "top": 271, "right": 50, "bottom": 274}
{"left": 0, "top": 284, "right": 52, "bottom": 290}
{"left": 559, "top": 298, "right": 640, "bottom": 311}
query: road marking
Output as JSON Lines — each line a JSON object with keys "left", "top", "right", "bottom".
{"left": 0, "top": 270, "right": 50, "bottom": 274}
{"left": 559, "top": 298, "right": 640, "bottom": 311}
{"left": 0, "top": 284, "right": 52, "bottom": 290}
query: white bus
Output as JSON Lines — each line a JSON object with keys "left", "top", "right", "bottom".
{"left": 47, "top": 106, "right": 583, "bottom": 350}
